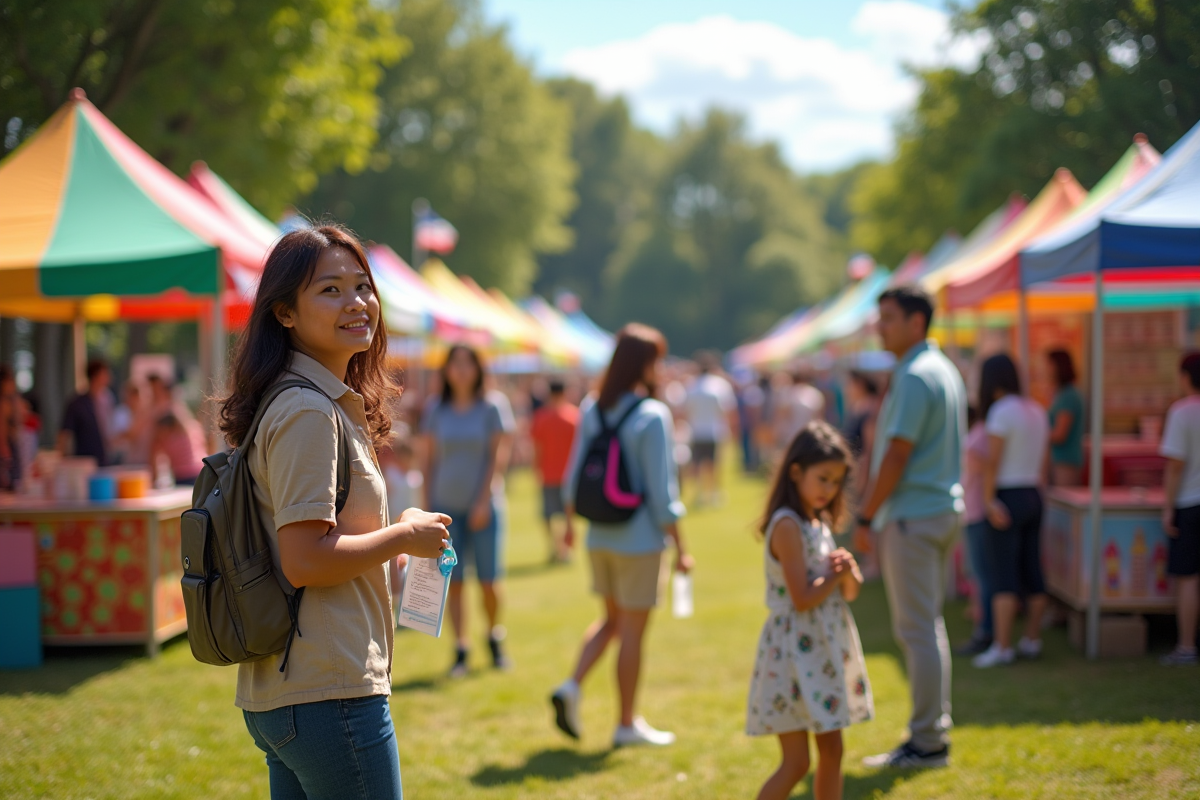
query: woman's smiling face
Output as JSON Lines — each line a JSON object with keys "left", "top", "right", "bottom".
{"left": 277, "top": 245, "right": 380, "bottom": 373}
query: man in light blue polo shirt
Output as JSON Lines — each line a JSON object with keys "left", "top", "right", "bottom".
{"left": 855, "top": 285, "right": 966, "bottom": 770}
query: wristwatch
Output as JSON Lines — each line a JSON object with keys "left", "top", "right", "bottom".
{"left": 856, "top": 515, "right": 873, "bottom": 528}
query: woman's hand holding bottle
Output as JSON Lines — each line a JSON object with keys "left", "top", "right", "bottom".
{"left": 396, "top": 508, "right": 453, "bottom": 558}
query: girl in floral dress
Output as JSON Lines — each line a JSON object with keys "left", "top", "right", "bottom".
{"left": 747, "top": 421, "right": 873, "bottom": 800}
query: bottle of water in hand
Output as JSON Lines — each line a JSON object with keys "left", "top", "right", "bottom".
{"left": 672, "top": 571, "right": 693, "bottom": 619}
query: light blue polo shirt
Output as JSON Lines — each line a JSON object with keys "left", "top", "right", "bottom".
{"left": 870, "top": 339, "right": 966, "bottom": 528}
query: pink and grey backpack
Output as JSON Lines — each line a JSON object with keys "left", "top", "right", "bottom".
{"left": 574, "top": 397, "right": 645, "bottom": 523}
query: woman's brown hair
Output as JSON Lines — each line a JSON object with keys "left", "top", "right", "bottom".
{"left": 1047, "top": 349, "right": 1076, "bottom": 387}
{"left": 759, "top": 420, "right": 853, "bottom": 535}
{"left": 219, "top": 224, "right": 399, "bottom": 449}
{"left": 597, "top": 323, "right": 668, "bottom": 410}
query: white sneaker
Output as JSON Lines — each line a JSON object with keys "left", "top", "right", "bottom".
{"left": 1017, "top": 637, "right": 1043, "bottom": 659}
{"left": 972, "top": 643, "right": 1015, "bottom": 668}
{"left": 613, "top": 716, "right": 676, "bottom": 747}
{"left": 551, "top": 679, "right": 582, "bottom": 740}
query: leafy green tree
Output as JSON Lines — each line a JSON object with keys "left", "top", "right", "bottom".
{"left": 606, "top": 111, "right": 842, "bottom": 353}
{"left": 960, "top": 0, "right": 1198, "bottom": 201}
{"left": 0, "top": 0, "right": 404, "bottom": 216}
{"left": 849, "top": 68, "right": 1010, "bottom": 268}
{"left": 307, "top": 0, "right": 576, "bottom": 296}
{"left": 534, "top": 78, "right": 662, "bottom": 306}
{"left": 850, "top": 0, "right": 1200, "bottom": 268}
{"left": 803, "top": 161, "right": 872, "bottom": 257}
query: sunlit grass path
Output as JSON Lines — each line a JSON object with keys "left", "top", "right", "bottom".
{"left": 2, "top": 464, "right": 1199, "bottom": 798}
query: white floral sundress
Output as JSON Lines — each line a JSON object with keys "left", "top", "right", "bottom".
{"left": 746, "top": 508, "right": 874, "bottom": 736}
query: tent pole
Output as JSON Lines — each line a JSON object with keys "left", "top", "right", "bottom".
{"left": 198, "top": 299, "right": 212, "bottom": 441}
{"left": 72, "top": 317, "right": 87, "bottom": 394}
{"left": 1086, "top": 274, "right": 1105, "bottom": 659}
{"left": 1018, "top": 285, "right": 1031, "bottom": 392}
{"left": 212, "top": 260, "right": 227, "bottom": 447}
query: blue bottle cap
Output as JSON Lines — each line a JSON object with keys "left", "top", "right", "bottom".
{"left": 438, "top": 543, "right": 458, "bottom": 577}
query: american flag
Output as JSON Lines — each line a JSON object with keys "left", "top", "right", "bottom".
{"left": 415, "top": 208, "right": 458, "bottom": 254}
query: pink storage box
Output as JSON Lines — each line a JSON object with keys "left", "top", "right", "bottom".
{"left": 0, "top": 526, "right": 37, "bottom": 588}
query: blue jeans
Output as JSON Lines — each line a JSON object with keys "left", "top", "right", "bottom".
{"left": 446, "top": 501, "right": 505, "bottom": 584}
{"left": 964, "top": 521, "right": 994, "bottom": 638}
{"left": 243, "top": 695, "right": 402, "bottom": 799}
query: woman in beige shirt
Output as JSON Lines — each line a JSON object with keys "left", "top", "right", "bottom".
{"left": 218, "top": 225, "right": 450, "bottom": 800}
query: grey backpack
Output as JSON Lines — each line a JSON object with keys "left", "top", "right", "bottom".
{"left": 180, "top": 379, "right": 349, "bottom": 673}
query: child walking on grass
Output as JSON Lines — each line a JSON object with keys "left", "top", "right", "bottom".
{"left": 748, "top": 421, "right": 874, "bottom": 800}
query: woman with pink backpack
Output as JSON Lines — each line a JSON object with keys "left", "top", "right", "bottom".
{"left": 550, "top": 323, "right": 694, "bottom": 748}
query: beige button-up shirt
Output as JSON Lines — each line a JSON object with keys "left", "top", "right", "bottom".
{"left": 235, "top": 352, "right": 393, "bottom": 712}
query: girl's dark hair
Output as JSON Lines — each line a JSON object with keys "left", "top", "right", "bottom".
{"left": 597, "top": 323, "right": 668, "bottom": 410}
{"left": 440, "top": 345, "right": 486, "bottom": 402}
{"left": 219, "top": 224, "right": 398, "bottom": 449}
{"left": 979, "top": 353, "right": 1022, "bottom": 420}
{"left": 1182, "top": 352, "right": 1200, "bottom": 390}
{"left": 1047, "top": 349, "right": 1076, "bottom": 387}
{"left": 760, "top": 420, "right": 853, "bottom": 534}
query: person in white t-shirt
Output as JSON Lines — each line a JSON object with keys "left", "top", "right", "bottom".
{"left": 773, "top": 371, "right": 825, "bottom": 451}
{"left": 973, "top": 353, "right": 1051, "bottom": 669}
{"left": 1159, "top": 353, "right": 1200, "bottom": 666}
{"left": 684, "top": 354, "right": 738, "bottom": 506}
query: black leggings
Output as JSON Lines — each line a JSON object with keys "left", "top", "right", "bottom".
{"left": 986, "top": 487, "right": 1046, "bottom": 595}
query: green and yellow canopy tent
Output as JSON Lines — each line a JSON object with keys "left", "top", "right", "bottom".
{"left": 0, "top": 89, "right": 266, "bottom": 331}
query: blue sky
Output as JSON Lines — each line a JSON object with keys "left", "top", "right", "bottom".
{"left": 482, "top": 0, "right": 988, "bottom": 172}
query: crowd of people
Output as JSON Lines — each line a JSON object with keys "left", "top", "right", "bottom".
{"left": 4, "top": 223, "right": 1199, "bottom": 800}
{"left": 0, "top": 358, "right": 208, "bottom": 491}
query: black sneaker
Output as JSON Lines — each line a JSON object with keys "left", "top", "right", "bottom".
{"left": 953, "top": 633, "right": 993, "bottom": 656}
{"left": 449, "top": 647, "right": 469, "bottom": 679}
{"left": 489, "top": 628, "right": 512, "bottom": 671}
{"left": 863, "top": 741, "right": 950, "bottom": 769}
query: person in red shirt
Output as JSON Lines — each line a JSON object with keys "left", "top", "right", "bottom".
{"left": 530, "top": 379, "right": 580, "bottom": 563}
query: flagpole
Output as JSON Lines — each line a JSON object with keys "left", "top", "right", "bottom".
{"left": 412, "top": 197, "right": 429, "bottom": 269}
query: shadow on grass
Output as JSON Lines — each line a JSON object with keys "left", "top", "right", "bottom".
{"left": 470, "top": 747, "right": 611, "bottom": 787}
{"left": 842, "top": 769, "right": 907, "bottom": 798}
{"left": 0, "top": 645, "right": 141, "bottom": 696}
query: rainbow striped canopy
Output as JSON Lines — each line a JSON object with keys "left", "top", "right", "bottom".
{"left": 0, "top": 89, "right": 266, "bottom": 320}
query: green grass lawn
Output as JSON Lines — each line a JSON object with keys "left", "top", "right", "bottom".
{"left": 2, "top": 464, "right": 1199, "bottom": 799}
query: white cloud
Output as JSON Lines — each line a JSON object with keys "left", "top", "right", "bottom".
{"left": 851, "top": 1, "right": 988, "bottom": 71}
{"left": 557, "top": 2, "right": 988, "bottom": 172}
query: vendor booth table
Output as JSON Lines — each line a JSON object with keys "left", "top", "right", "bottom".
{"left": 1043, "top": 486, "right": 1174, "bottom": 657}
{"left": 0, "top": 488, "right": 192, "bottom": 656}
{"left": 1043, "top": 486, "right": 1175, "bottom": 614}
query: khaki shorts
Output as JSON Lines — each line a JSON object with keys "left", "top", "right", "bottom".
{"left": 590, "top": 548, "right": 666, "bottom": 610}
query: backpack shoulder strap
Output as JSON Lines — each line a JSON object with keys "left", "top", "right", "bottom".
{"left": 594, "top": 401, "right": 613, "bottom": 435}
{"left": 613, "top": 396, "right": 646, "bottom": 431}
{"left": 241, "top": 378, "right": 351, "bottom": 515}
{"left": 595, "top": 395, "right": 646, "bottom": 435}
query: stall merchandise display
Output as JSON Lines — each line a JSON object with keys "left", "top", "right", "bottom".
{"left": 0, "top": 489, "right": 191, "bottom": 656}
{"left": 1043, "top": 487, "right": 1174, "bottom": 614}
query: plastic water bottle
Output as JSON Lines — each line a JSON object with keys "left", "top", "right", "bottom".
{"left": 672, "top": 572, "right": 693, "bottom": 619}
{"left": 438, "top": 543, "right": 458, "bottom": 577}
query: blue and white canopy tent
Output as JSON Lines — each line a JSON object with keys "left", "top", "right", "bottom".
{"left": 1019, "top": 119, "right": 1200, "bottom": 658}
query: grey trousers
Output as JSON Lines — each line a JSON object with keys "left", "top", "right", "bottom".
{"left": 880, "top": 512, "right": 962, "bottom": 752}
